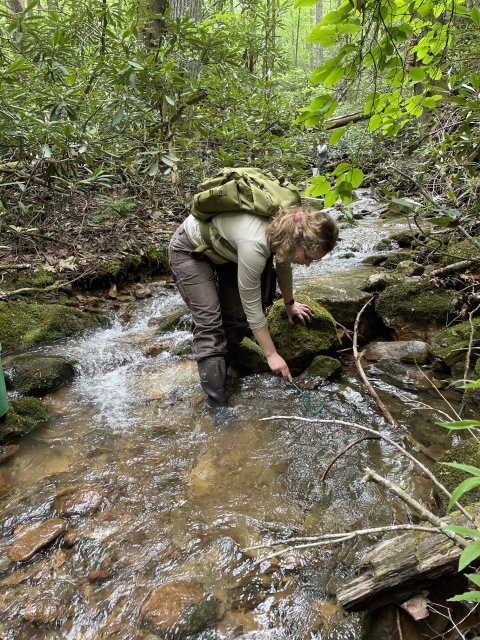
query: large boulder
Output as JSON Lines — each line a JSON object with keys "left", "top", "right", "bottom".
{"left": 375, "top": 282, "right": 457, "bottom": 341}
{"left": 7, "top": 355, "right": 76, "bottom": 396}
{"left": 267, "top": 294, "right": 340, "bottom": 374}
{"left": 0, "top": 397, "right": 47, "bottom": 443}
{"left": 0, "top": 301, "right": 108, "bottom": 352}
{"left": 363, "top": 340, "right": 430, "bottom": 364}
{"left": 443, "top": 238, "right": 480, "bottom": 266}
{"left": 430, "top": 318, "right": 480, "bottom": 367}
{"left": 298, "top": 284, "right": 377, "bottom": 339}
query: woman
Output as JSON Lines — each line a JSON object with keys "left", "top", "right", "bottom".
{"left": 168, "top": 205, "right": 338, "bottom": 408}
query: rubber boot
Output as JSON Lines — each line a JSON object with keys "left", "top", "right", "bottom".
{"left": 197, "top": 356, "right": 229, "bottom": 409}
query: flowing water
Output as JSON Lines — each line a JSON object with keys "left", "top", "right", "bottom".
{"left": 0, "top": 198, "right": 462, "bottom": 639}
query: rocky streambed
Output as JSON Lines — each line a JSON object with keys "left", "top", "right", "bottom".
{"left": 0, "top": 193, "right": 479, "bottom": 639}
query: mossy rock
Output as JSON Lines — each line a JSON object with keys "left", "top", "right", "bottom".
{"left": 433, "top": 439, "right": 480, "bottom": 515}
{"left": 145, "top": 245, "right": 170, "bottom": 272}
{"left": 156, "top": 307, "right": 191, "bottom": 333}
{"left": 15, "top": 268, "right": 58, "bottom": 290}
{"left": 231, "top": 337, "right": 269, "bottom": 374}
{"left": 444, "top": 238, "right": 480, "bottom": 266}
{"left": 388, "top": 231, "right": 415, "bottom": 247}
{"left": 7, "top": 355, "right": 76, "bottom": 396}
{"left": 171, "top": 337, "right": 193, "bottom": 357}
{"left": 361, "top": 253, "right": 390, "bottom": 266}
{"left": 267, "top": 294, "right": 340, "bottom": 374}
{"left": 298, "top": 284, "right": 375, "bottom": 332}
{"left": 295, "top": 355, "right": 342, "bottom": 387}
{"left": 0, "top": 397, "right": 47, "bottom": 443}
{"left": 382, "top": 252, "right": 411, "bottom": 269}
{"left": 0, "top": 301, "right": 109, "bottom": 352}
{"left": 375, "top": 282, "right": 457, "bottom": 341}
{"left": 429, "top": 318, "right": 480, "bottom": 367}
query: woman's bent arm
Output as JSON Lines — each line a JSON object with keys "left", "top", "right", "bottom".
{"left": 253, "top": 326, "right": 292, "bottom": 381}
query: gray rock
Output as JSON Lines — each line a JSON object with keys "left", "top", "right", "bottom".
{"left": 362, "top": 273, "right": 399, "bottom": 293}
{"left": 395, "top": 261, "right": 424, "bottom": 277}
{"left": 366, "top": 359, "right": 431, "bottom": 391}
{"left": 7, "top": 355, "right": 76, "bottom": 396}
{"left": 171, "top": 337, "right": 193, "bottom": 357}
{"left": 363, "top": 340, "right": 430, "bottom": 364}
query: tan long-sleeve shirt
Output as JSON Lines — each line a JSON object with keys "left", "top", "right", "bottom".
{"left": 184, "top": 212, "right": 293, "bottom": 332}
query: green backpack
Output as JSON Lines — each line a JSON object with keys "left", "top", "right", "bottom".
{"left": 191, "top": 167, "right": 301, "bottom": 255}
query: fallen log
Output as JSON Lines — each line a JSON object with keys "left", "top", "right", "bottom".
{"left": 336, "top": 505, "right": 479, "bottom": 612}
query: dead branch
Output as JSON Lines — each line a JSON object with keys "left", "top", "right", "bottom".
{"left": 324, "top": 112, "right": 370, "bottom": 130}
{"left": 352, "top": 297, "right": 436, "bottom": 460}
{"left": 0, "top": 281, "right": 65, "bottom": 299}
{"left": 320, "top": 436, "right": 380, "bottom": 482}
{"left": 260, "top": 416, "right": 475, "bottom": 525}
{"left": 363, "top": 468, "right": 468, "bottom": 549}
{"left": 430, "top": 260, "right": 477, "bottom": 277}
{"left": 0, "top": 264, "right": 31, "bottom": 271}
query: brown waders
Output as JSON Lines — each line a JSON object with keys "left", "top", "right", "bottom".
{"left": 168, "top": 225, "right": 248, "bottom": 408}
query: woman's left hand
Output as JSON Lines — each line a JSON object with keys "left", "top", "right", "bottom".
{"left": 285, "top": 302, "right": 313, "bottom": 326}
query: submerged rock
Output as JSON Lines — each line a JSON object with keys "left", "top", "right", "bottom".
{"left": 363, "top": 340, "right": 430, "bottom": 364}
{"left": 375, "top": 282, "right": 457, "bottom": 341}
{"left": 171, "top": 337, "right": 193, "bottom": 357}
{"left": 231, "top": 337, "right": 269, "bottom": 374}
{"left": 295, "top": 355, "right": 342, "bottom": 387}
{"left": 0, "top": 397, "right": 47, "bottom": 443}
{"left": 267, "top": 294, "right": 340, "bottom": 374}
{"left": 0, "top": 301, "right": 108, "bottom": 352}
{"left": 366, "top": 359, "right": 431, "bottom": 391}
{"left": 23, "top": 597, "right": 65, "bottom": 623}
{"left": 8, "top": 518, "right": 66, "bottom": 562}
{"left": 55, "top": 487, "right": 105, "bottom": 516}
{"left": 429, "top": 318, "right": 480, "bottom": 367}
{"left": 7, "top": 355, "right": 76, "bottom": 396}
{"left": 141, "top": 580, "right": 219, "bottom": 637}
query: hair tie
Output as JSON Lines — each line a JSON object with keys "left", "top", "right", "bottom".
{"left": 294, "top": 211, "right": 304, "bottom": 222}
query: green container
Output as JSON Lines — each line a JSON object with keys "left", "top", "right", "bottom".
{"left": 0, "top": 343, "right": 8, "bottom": 418}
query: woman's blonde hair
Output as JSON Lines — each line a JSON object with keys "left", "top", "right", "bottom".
{"left": 265, "top": 206, "right": 339, "bottom": 261}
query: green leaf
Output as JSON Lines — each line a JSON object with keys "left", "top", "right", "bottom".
{"left": 350, "top": 168, "right": 363, "bottom": 189}
{"left": 447, "top": 476, "right": 480, "bottom": 513}
{"left": 441, "top": 462, "right": 480, "bottom": 476}
{"left": 448, "top": 590, "right": 480, "bottom": 602}
{"left": 23, "top": 0, "right": 39, "bottom": 14}
{"left": 127, "top": 60, "right": 144, "bottom": 69}
{"left": 165, "top": 96, "right": 175, "bottom": 105}
{"left": 41, "top": 144, "right": 51, "bottom": 158}
{"left": 328, "top": 127, "right": 346, "bottom": 144}
{"left": 442, "top": 525, "right": 480, "bottom": 539}
{"left": 471, "top": 74, "right": 480, "bottom": 92}
{"left": 369, "top": 114, "right": 382, "bottom": 132}
{"left": 428, "top": 216, "right": 458, "bottom": 227}
{"left": 324, "top": 67, "right": 345, "bottom": 88}
{"left": 472, "top": 7, "right": 480, "bottom": 26}
{"left": 112, "top": 106, "right": 124, "bottom": 125}
{"left": 455, "top": 4, "right": 469, "bottom": 15}
{"left": 324, "top": 189, "right": 338, "bottom": 207}
{"left": 466, "top": 573, "right": 480, "bottom": 587}
{"left": 391, "top": 197, "right": 418, "bottom": 209}
{"left": 147, "top": 161, "right": 159, "bottom": 176}
{"left": 409, "top": 67, "right": 426, "bottom": 82}
{"left": 4, "top": 58, "right": 29, "bottom": 74}
{"left": 459, "top": 541, "right": 480, "bottom": 571}
{"left": 294, "top": 0, "right": 318, "bottom": 7}
{"left": 436, "top": 420, "right": 480, "bottom": 430}
{"left": 307, "top": 25, "right": 338, "bottom": 47}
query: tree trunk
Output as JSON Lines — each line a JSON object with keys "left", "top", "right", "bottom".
{"left": 6, "top": 0, "right": 24, "bottom": 12}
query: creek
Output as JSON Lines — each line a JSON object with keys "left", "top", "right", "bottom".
{"left": 0, "top": 195, "right": 462, "bottom": 639}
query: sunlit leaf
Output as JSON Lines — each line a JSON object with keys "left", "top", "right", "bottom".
{"left": 446, "top": 476, "right": 480, "bottom": 513}
{"left": 436, "top": 420, "right": 480, "bottom": 430}
{"left": 328, "top": 127, "right": 346, "bottom": 144}
{"left": 448, "top": 590, "right": 480, "bottom": 602}
{"left": 112, "top": 106, "right": 124, "bottom": 125}
{"left": 441, "top": 525, "right": 480, "bottom": 539}
{"left": 459, "top": 540, "right": 480, "bottom": 571}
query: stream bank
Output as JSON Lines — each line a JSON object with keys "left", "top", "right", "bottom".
{"left": 1, "top": 192, "right": 480, "bottom": 639}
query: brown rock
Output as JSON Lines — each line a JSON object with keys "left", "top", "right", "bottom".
{"left": 8, "top": 519, "right": 66, "bottom": 562}
{"left": 145, "top": 343, "right": 170, "bottom": 356}
{"left": 0, "top": 467, "right": 13, "bottom": 497}
{"left": 363, "top": 340, "right": 430, "bottom": 364}
{"left": 62, "top": 528, "right": 79, "bottom": 548}
{"left": 0, "top": 444, "right": 19, "bottom": 463}
{"left": 107, "top": 284, "right": 118, "bottom": 299}
{"left": 141, "top": 580, "right": 217, "bottom": 636}
{"left": 135, "top": 286, "right": 152, "bottom": 299}
{"left": 23, "top": 597, "right": 65, "bottom": 623}
{"left": 55, "top": 487, "right": 105, "bottom": 516}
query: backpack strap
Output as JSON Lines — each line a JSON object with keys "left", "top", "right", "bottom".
{"left": 191, "top": 220, "right": 237, "bottom": 256}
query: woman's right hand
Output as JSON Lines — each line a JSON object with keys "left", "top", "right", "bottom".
{"left": 267, "top": 352, "right": 292, "bottom": 381}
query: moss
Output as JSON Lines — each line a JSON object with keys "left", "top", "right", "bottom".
{"left": 302, "top": 355, "right": 342, "bottom": 379}
{"left": 15, "top": 268, "right": 57, "bottom": 290}
{"left": 444, "top": 238, "right": 480, "bottom": 266}
{"left": 382, "top": 252, "right": 411, "bottom": 269}
{"left": 430, "top": 318, "right": 480, "bottom": 367}
{"left": 433, "top": 438, "right": 480, "bottom": 515}
{"left": 0, "top": 301, "right": 108, "bottom": 352}
{"left": 232, "top": 337, "right": 269, "bottom": 373}
{"left": 376, "top": 282, "right": 455, "bottom": 330}
{"left": 156, "top": 307, "right": 190, "bottom": 333}
{"left": 125, "top": 254, "right": 142, "bottom": 270}
{"left": 145, "top": 245, "right": 169, "bottom": 272}
{"left": 267, "top": 294, "right": 340, "bottom": 373}
{"left": 0, "top": 397, "right": 47, "bottom": 443}
{"left": 8, "top": 355, "right": 76, "bottom": 396}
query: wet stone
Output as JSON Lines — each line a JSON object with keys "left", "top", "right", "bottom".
{"left": 0, "top": 467, "right": 13, "bottom": 497}
{"left": 8, "top": 518, "right": 66, "bottom": 562}
{"left": 145, "top": 342, "right": 171, "bottom": 356}
{"left": 135, "top": 286, "right": 152, "bottom": 300}
{"left": 140, "top": 580, "right": 219, "bottom": 637}
{"left": 55, "top": 487, "right": 105, "bottom": 516}
{"left": 0, "top": 443, "right": 20, "bottom": 463}
{"left": 23, "top": 596, "right": 65, "bottom": 623}
{"left": 62, "top": 528, "right": 79, "bottom": 548}
{"left": 363, "top": 340, "right": 430, "bottom": 364}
